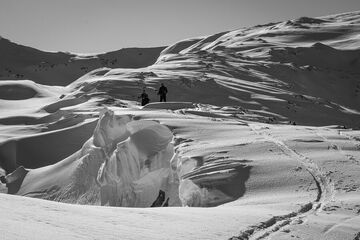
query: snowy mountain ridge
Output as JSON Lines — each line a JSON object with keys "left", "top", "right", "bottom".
{"left": 64, "top": 11, "right": 360, "bottom": 127}
{"left": 0, "top": 36, "right": 165, "bottom": 85}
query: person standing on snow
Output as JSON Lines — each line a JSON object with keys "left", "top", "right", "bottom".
{"left": 157, "top": 83, "right": 168, "bottom": 102}
{"left": 138, "top": 88, "right": 150, "bottom": 106}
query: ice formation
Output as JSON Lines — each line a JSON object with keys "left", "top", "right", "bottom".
{"left": 13, "top": 109, "right": 181, "bottom": 207}
{"left": 96, "top": 114, "right": 178, "bottom": 207}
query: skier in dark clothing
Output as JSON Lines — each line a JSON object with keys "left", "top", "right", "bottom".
{"left": 157, "top": 83, "right": 168, "bottom": 102}
{"left": 0, "top": 175, "right": 6, "bottom": 184}
{"left": 138, "top": 89, "right": 150, "bottom": 106}
{"left": 151, "top": 190, "right": 166, "bottom": 207}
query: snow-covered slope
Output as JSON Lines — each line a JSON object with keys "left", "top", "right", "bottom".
{"left": 1, "top": 105, "right": 360, "bottom": 239}
{"left": 0, "top": 10, "right": 360, "bottom": 240}
{"left": 0, "top": 37, "right": 165, "bottom": 85}
{"left": 67, "top": 11, "right": 360, "bottom": 128}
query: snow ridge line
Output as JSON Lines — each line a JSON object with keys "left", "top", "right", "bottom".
{"left": 230, "top": 124, "right": 335, "bottom": 240}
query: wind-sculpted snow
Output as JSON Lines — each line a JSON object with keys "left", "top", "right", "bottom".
{"left": 15, "top": 110, "right": 132, "bottom": 203}
{"left": 0, "top": 80, "right": 61, "bottom": 100}
{"left": 96, "top": 118, "right": 178, "bottom": 207}
{"left": 13, "top": 109, "right": 180, "bottom": 207}
{"left": 178, "top": 159, "right": 251, "bottom": 207}
{"left": 6, "top": 108, "right": 253, "bottom": 208}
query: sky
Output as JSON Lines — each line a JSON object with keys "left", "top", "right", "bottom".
{"left": 0, "top": 0, "right": 360, "bottom": 53}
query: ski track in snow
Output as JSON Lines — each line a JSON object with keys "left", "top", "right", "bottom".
{"left": 230, "top": 123, "right": 335, "bottom": 240}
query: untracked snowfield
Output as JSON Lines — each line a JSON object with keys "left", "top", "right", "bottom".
{"left": 1, "top": 10, "right": 360, "bottom": 240}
